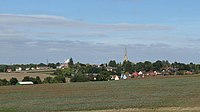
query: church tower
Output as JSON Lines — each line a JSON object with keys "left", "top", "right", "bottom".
{"left": 124, "top": 47, "right": 128, "bottom": 62}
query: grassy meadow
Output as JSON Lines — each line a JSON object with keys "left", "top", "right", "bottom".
{"left": 0, "top": 75, "right": 200, "bottom": 112}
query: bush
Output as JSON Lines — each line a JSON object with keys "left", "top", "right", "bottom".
{"left": 10, "top": 77, "right": 18, "bottom": 85}
{"left": 0, "top": 79, "right": 9, "bottom": 86}
{"left": 43, "top": 77, "right": 55, "bottom": 83}
{"left": 54, "top": 75, "right": 66, "bottom": 83}
{"left": 70, "top": 74, "right": 89, "bottom": 82}
{"left": 36, "top": 76, "right": 42, "bottom": 84}
{"left": 53, "top": 68, "right": 73, "bottom": 77}
{"left": 99, "top": 71, "right": 112, "bottom": 81}
{"left": 22, "top": 76, "right": 42, "bottom": 84}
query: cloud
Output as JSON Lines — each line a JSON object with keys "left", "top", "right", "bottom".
{"left": 150, "top": 43, "right": 171, "bottom": 48}
{"left": 189, "top": 38, "right": 200, "bottom": 42}
{"left": 2, "top": 14, "right": 194, "bottom": 64}
{"left": 0, "top": 37, "right": 200, "bottom": 64}
{"left": 0, "top": 14, "right": 173, "bottom": 31}
{"left": 0, "top": 13, "right": 174, "bottom": 47}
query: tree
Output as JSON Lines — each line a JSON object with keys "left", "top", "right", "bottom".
{"left": 54, "top": 75, "right": 66, "bottom": 83}
{"left": 108, "top": 60, "right": 117, "bottom": 67}
{"left": 48, "top": 63, "right": 57, "bottom": 68}
{"left": 38, "top": 63, "right": 46, "bottom": 67}
{"left": 116, "top": 66, "right": 123, "bottom": 75}
{"left": 0, "top": 79, "right": 9, "bottom": 86}
{"left": 22, "top": 76, "right": 31, "bottom": 81}
{"left": 53, "top": 68, "right": 73, "bottom": 77}
{"left": 0, "top": 65, "right": 8, "bottom": 72}
{"left": 98, "top": 71, "right": 112, "bottom": 81}
{"left": 144, "top": 61, "right": 153, "bottom": 72}
{"left": 70, "top": 74, "right": 89, "bottom": 82}
{"left": 43, "top": 77, "right": 55, "bottom": 83}
{"left": 10, "top": 77, "right": 18, "bottom": 85}
{"left": 36, "top": 76, "right": 42, "bottom": 84}
{"left": 153, "top": 60, "right": 163, "bottom": 71}
{"left": 135, "top": 62, "right": 144, "bottom": 72}
{"left": 68, "top": 57, "right": 74, "bottom": 68}
{"left": 85, "top": 65, "right": 101, "bottom": 73}
{"left": 123, "top": 61, "right": 133, "bottom": 73}
{"left": 22, "top": 76, "right": 41, "bottom": 84}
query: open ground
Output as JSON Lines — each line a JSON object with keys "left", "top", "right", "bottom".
{"left": 0, "top": 69, "right": 55, "bottom": 81}
{"left": 0, "top": 75, "right": 200, "bottom": 112}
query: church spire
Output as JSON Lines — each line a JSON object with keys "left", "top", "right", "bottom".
{"left": 124, "top": 47, "right": 128, "bottom": 62}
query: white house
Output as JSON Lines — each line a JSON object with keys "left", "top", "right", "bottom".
{"left": 16, "top": 67, "right": 22, "bottom": 71}
{"left": 120, "top": 74, "right": 127, "bottom": 80}
{"left": 25, "top": 68, "right": 30, "bottom": 71}
{"left": 58, "top": 59, "right": 70, "bottom": 69}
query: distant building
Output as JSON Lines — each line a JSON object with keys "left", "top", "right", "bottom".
{"left": 16, "top": 67, "right": 22, "bottom": 71}
{"left": 58, "top": 59, "right": 70, "bottom": 69}
{"left": 111, "top": 75, "right": 120, "bottom": 80}
{"left": 124, "top": 47, "right": 128, "bottom": 62}
{"left": 25, "top": 68, "right": 30, "bottom": 71}
{"left": 120, "top": 74, "right": 128, "bottom": 80}
{"left": 16, "top": 81, "right": 34, "bottom": 85}
{"left": 7, "top": 69, "right": 12, "bottom": 73}
{"left": 36, "top": 66, "right": 49, "bottom": 70}
{"left": 106, "top": 67, "right": 117, "bottom": 72}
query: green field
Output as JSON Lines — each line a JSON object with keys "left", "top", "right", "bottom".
{"left": 0, "top": 75, "right": 200, "bottom": 112}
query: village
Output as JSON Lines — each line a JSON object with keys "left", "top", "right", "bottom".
{"left": 0, "top": 52, "right": 197, "bottom": 86}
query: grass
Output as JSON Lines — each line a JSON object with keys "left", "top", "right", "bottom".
{"left": 0, "top": 75, "right": 200, "bottom": 112}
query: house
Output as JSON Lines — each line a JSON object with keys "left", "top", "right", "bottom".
{"left": 144, "top": 71, "right": 158, "bottom": 76}
{"left": 185, "top": 71, "right": 193, "bottom": 75}
{"left": 120, "top": 74, "right": 127, "bottom": 79}
{"left": 7, "top": 69, "right": 12, "bottom": 73}
{"left": 25, "top": 68, "right": 30, "bottom": 71}
{"left": 111, "top": 75, "right": 120, "bottom": 80}
{"left": 132, "top": 72, "right": 139, "bottom": 78}
{"left": 16, "top": 67, "right": 22, "bottom": 71}
{"left": 16, "top": 81, "right": 34, "bottom": 85}
{"left": 36, "top": 66, "right": 49, "bottom": 70}
{"left": 58, "top": 59, "right": 70, "bottom": 69}
{"left": 106, "top": 67, "right": 117, "bottom": 72}
{"left": 138, "top": 71, "right": 144, "bottom": 77}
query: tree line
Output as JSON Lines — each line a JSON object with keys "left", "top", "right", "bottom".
{"left": 0, "top": 63, "right": 60, "bottom": 72}
{"left": 1, "top": 59, "right": 200, "bottom": 83}
{"left": 0, "top": 75, "right": 66, "bottom": 86}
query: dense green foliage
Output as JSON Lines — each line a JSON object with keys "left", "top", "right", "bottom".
{"left": 9, "top": 78, "right": 18, "bottom": 85}
{"left": 70, "top": 74, "right": 89, "bottom": 82}
{"left": 108, "top": 60, "right": 117, "bottom": 67}
{"left": 53, "top": 68, "right": 73, "bottom": 77}
{"left": 43, "top": 76, "right": 66, "bottom": 83}
{"left": 43, "top": 77, "right": 55, "bottom": 83}
{"left": 22, "top": 76, "right": 42, "bottom": 84}
{"left": 0, "top": 79, "right": 9, "bottom": 86}
{"left": 54, "top": 75, "right": 66, "bottom": 83}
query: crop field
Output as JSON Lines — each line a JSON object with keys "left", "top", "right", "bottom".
{"left": 0, "top": 75, "right": 200, "bottom": 112}
{"left": 0, "top": 70, "right": 55, "bottom": 81}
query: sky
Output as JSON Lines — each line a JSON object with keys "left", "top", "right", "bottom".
{"left": 1, "top": 0, "right": 200, "bottom": 64}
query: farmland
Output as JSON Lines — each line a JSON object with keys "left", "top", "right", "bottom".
{"left": 0, "top": 75, "right": 200, "bottom": 112}
{"left": 0, "top": 69, "right": 55, "bottom": 81}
